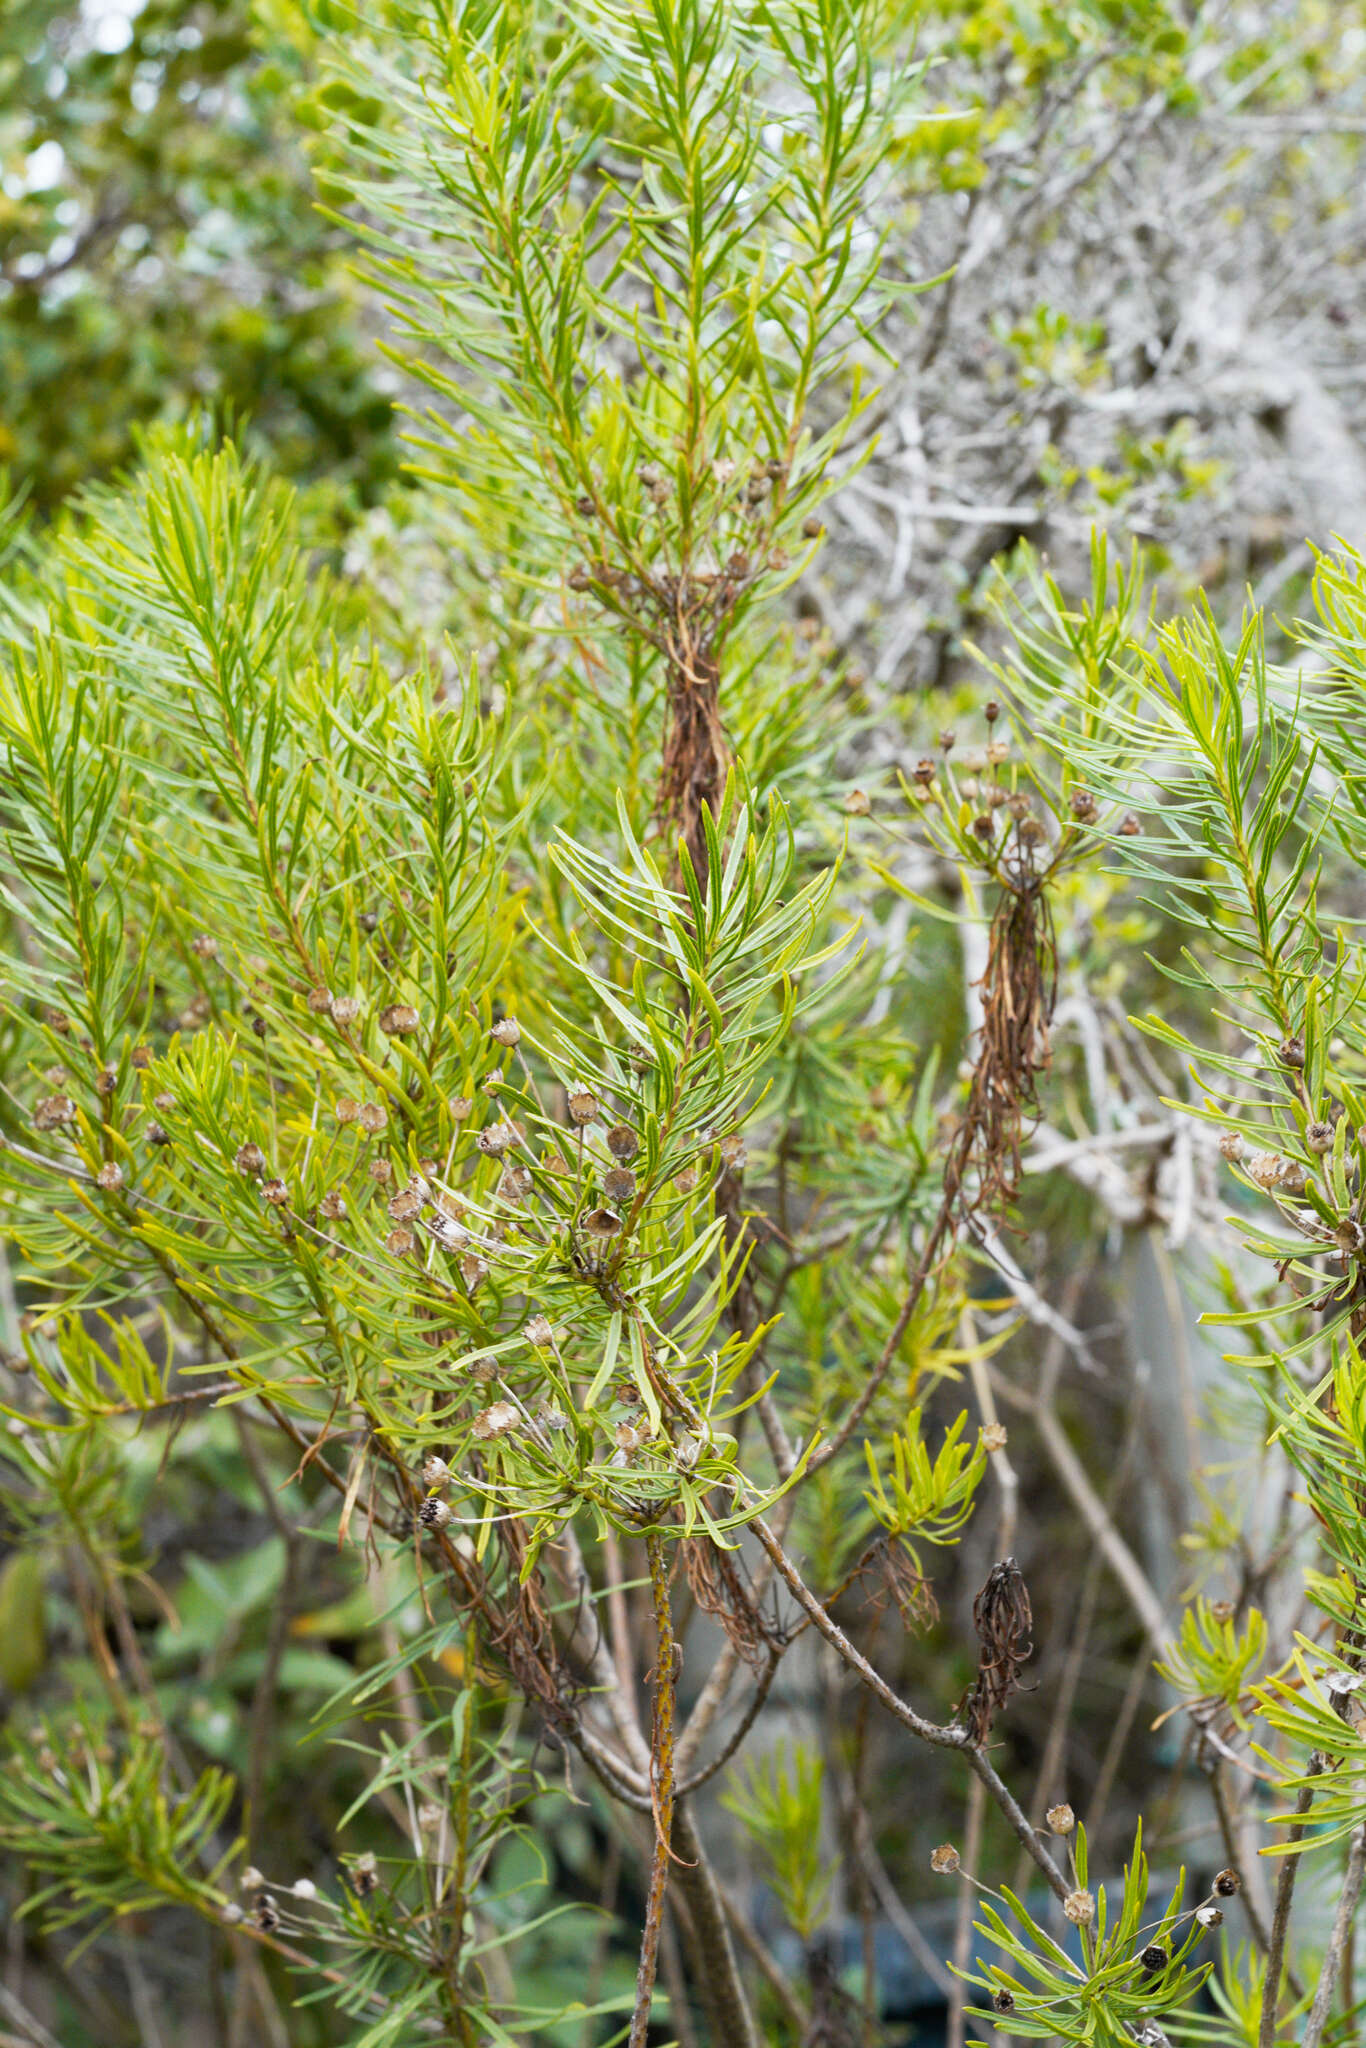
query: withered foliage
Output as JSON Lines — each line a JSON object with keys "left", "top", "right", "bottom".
{"left": 681, "top": 1532, "right": 777, "bottom": 1672}
{"left": 660, "top": 614, "right": 730, "bottom": 894}
{"left": 959, "top": 1556, "right": 1035, "bottom": 1746}
{"left": 945, "top": 870, "right": 1058, "bottom": 1222}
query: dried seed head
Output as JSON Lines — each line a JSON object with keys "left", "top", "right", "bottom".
{"left": 386, "top": 1226, "right": 416, "bottom": 1257}
{"left": 1306, "top": 1120, "right": 1336, "bottom": 1154}
{"left": 130, "top": 1044, "right": 152, "bottom": 1069}
{"left": 1070, "top": 787, "right": 1099, "bottom": 822}
{"left": 380, "top": 1003, "right": 420, "bottom": 1036}
{"left": 490, "top": 1017, "right": 521, "bottom": 1048}
{"left": 802, "top": 514, "right": 823, "bottom": 538}
{"left": 261, "top": 1178, "right": 289, "bottom": 1206}
{"left": 330, "top": 995, "right": 361, "bottom": 1025}
{"left": 319, "top": 1190, "right": 347, "bottom": 1221}
{"left": 388, "top": 1187, "right": 423, "bottom": 1222}
{"left": 291, "top": 1878, "right": 318, "bottom": 1900}
{"left": 147, "top": 1122, "right": 170, "bottom": 1147}
{"left": 95, "top": 1066, "right": 117, "bottom": 1097}
{"left": 1140, "top": 1945, "right": 1168, "bottom": 1972}
{"left": 418, "top": 1801, "right": 443, "bottom": 1833}
{"left": 726, "top": 551, "right": 751, "bottom": 578}
{"left": 254, "top": 1893, "right": 280, "bottom": 1932}
{"left": 607, "top": 1123, "right": 639, "bottom": 1162}
{"left": 33, "top": 1096, "right": 77, "bottom": 1130}
{"left": 1018, "top": 816, "right": 1048, "bottom": 846}
{"left": 913, "top": 758, "right": 937, "bottom": 786}
{"left": 469, "top": 1354, "right": 497, "bottom": 1383}
{"left": 1247, "top": 1150, "right": 1287, "bottom": 1190}
{"left": 497, "top": 1164, "right": 532, "bottom": 1202}
{"left": 421, "top": 1454, "right": 450, "bottom": 1489}
{"left": 930, "top": 1843, "right": 960, "bottom": 1874}
{"left": 525, "top": 1315, "right": 554, "bottom": 1347}
{"left": 981, "top": 1422, "right": 1007, "bottom": 1453}
{"left": 351, "top": 1854, "right": 378, "bottom": 1897}
{"left": 939, "top": 729, "right": 956, "bottom": 752}
{"left": 43, "top": 1009, "right": 71, "bottom": 1034}
{"left": 567, "top": 1089, "right": 598, "bottom": 1126}
{"left": 95, "top": 1161, "right": 124, "bottom": 1192}
{"left": 369, "top": 1158, "right": 393, "bottom": 1184}
{"left": 1046, "top": 1803, "right": 1075, "bottom": 1835}
{"left": 674, "top": 1165, "right": 699, "bottom": 1193}
{"left": 478, "top": 1121, "right": 519, "bottom": 1158}
{"left": 1278, "top": 1035, "right": 1305, "bottom": 1069}
{"left": 972, "top": 814, "right": 994, "bottom": 841}
{"left": 568, "top": 564, "right": 590, "bottom": 592}
{"left": 239, "top": 1866, "right": 266, "bottom": 1893}
{"left": 584, "top": 1206, "right": 621, "bottom": 1235}
{"left": 450, "top": 1095, "right": 473, "bottom": 1122}
{"left": 603, "top": 1166, "right": 636, "bottom": 1205}
{"left": 235, "top": 1141, "right": 266, "bottom": 1175}
{"left": 844, "top": 788, "right": 871, "bottom": 816}
{"left": 993, "top": 1989, "right": 1016, "bottom": 2013}
{"left": 1218, "top": 1131, "right": 1245, "bottom": 1162}
{"left": 417, "top": 1496, "right": 451, "bottom": 1530}
{"left": 306, "top": 986, "right": 331, "bottom": 1013}
{"left": 471, "top": 1400, "right": 519, "bottom": 1441}
{"left": 1213, "top": 1868, "right": 1240, "bottom": 1897}
{"left": 719, "top": 1134, "right": 748, "bottom": 1170}
{"left": 1063, "top": 1890, "right": 1096, "bottom": 1926}
{"left": 191, "top": 934, "right": 219, "bottom": 959}
{"left": 1196, "top": 1905, "right": 1223, "bottom": 1929}
{"left": 1334, "top": 1219, "right": 1365, "bottom": 1260}
{"left": 154, "top": 1092, "right": 176, "bottom": 1114}
{"left": 1118, "top": 811, "right": 1142, "bottom": 836}
{"left": 336, "top": 1097, "right": 360, "bottom": 1125}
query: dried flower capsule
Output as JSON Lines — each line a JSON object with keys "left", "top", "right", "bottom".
{"left": 525, "top": 1315, "right": 553, "bottom": 1347}
{"left": 1046, "top": 1803, "right": 1075, "bottom": 1835}
{"left": 478, "top": 1121, "right": 519, "bottom": 1158}
{"left": 802, "top": 514, "right": 823, "bottom": 538}
{"left": 491, "top": 1017, "right": 521, "bottom": 1048}
{"left": 319, "top": 1190, "right": 347, "bottom": 1221}
{"left": 449, "top": 1095, "right": 473, "bottom": 1123}
{"left": 95, "top": 1162, "right": 124, "bottom": 1192}
{"left": 261, "top": 1178, "right": 289, "bottom": 1206}
{"left": 147, "top": 1122, "right": 170, "bottom": 1147}
{"left": 291, "top": 1878, "right": 318, "bottom": 1901}
{"left": 386, "top": 1226, "right": 416, "bottom": 1257}
{"left": 984, "top": 700, "right": 1000, "bottom": 724}
{"left": 388, "top": 1187, "right": 423, "bottom": 1222}
{"left": 1334, "top": 1219, "right": 1365, "bottom": 1259}
{"left": 1069, "top": 788, "right": 1099, "bottom": 823}
{"left": 844, "top": 788, "right": 871, "bottom": 816}
{"left": 336, "top": 1097, "right": 360, "bottom": 1125}
{"left": 369, "top": 1158, "right": 393, "bottom": 1184}
{"left": 1213, "top": 1868, "right": 1240, "bottom": 1897}
{"left": 417, "top": 1496, "right": 451, "bottom": 1530}
{"left": 568, "top": 564, "right": 591, "bottom": 592}
{"left": 1306, "top": 1121, "right": 1336, "bottom": 1154}
{"left": 306, "top": 986, "right": 331, "bottom": 1013}
{"left": 981, "top": 1422, "right": 1007, "bottom": 1453}
{"left": 930, "top": 1843, "right": 960, "bottom": 1874}
{"left": 1278, "top": 1035, "right": 1305, "bottom": 1069}
{"left": 972, "top": 815, "right": 994, "bottom": 841}
{"left": 992, "top": 1989, "right": 1016, "bottom": 2013}
{"left": 1196, "top": 1905, "right": 1223, "bottom": 1929}
{"left": 497, "top": 1164, "right": 532, "bottom": 1201}
{"left": 1140, "top": 1945, "right": 1168, "bottom": 1972}
{"left": 191, "top": 934, "right": 219, "bottom": 959}
{"left": 719, "top": 1135, "right": 747, "bottom": 1170}
{"left": 607, "top": 1124, "right": 639, "bottom": 1163}
{"left": 567, "top": 1089, "right": 598, "bottom": 1125}
{"left": 254, "top": 1893, "right": 280, "bottom": 1932}
{"left": 584, "top": 1206, "right": 622, "bottom": 1235}
{"left": 33, "top": 1096, "right": 77, "bottom": 1130}
{"left": 235, "top": 1141, "right": 266, "bottom": 1174}
{"left": 330, "top": 995, "right": 361, "bottom": 1025}
{"left": 357, "top": 1101, "right": 388, "bottom": 1134}
{"left": 154, "top": 1092, "right": 176, "bottom": 1114}
{"left": 380, "top": 1004, "right": 420, "bottom": 1036}
{"left": 603, "top": 1166, "right": 636, "bottom": 1205}
{"left": 351, "top": 1854, "right": 378, "bottom": 1897}
{"left": 913, "top": 758, "right": 937, "bottom": 786}
{"left": 1118, "top": 811, "right": 1142, "bottom": 836}
{"left": 472, "top": 1401, "right": 519, "bottom": 1441}
{"left": 239, "top": 1866, "right": 266, "bottom": 1893}
{"left": 726, "top": 551, "right": 751, "bottom": 578}
{"left": 1064, "top": 1890, "right": 1096, "bottom": 1926}
{"left": 421, "top": 1454, "right": 451, "bottom": 1489}
{"left": 1218, "top": 1132, "right": 1244, "bottom": 1162}
{"left": 418, "top": 1801, "right": 443, "bottom": 1833}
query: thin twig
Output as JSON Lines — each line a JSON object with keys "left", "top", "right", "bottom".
{"left": 1258, "top": 1764, "right": 1320, "bottom": 2048}
{"left": 1303, "top": 1824, "right": 1366, "bottom": 2048}
{"left": 629, "top": 1530, "right": 679, "bottom": 2048}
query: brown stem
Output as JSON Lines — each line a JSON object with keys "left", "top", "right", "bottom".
{"left": 630, "top": 1531, "right": 680, "bottom": 2048}
{"left": 1209, "top": 1762, "right": 1272, "bottom": 1954}
{"left": 1259, "top": 1766, "right": 1320, "bottom": 2048}
{"left": 671, "top": 1806, "right": 762, "bottom": 2048}
{"left": 1303, "top": 1824, "right": 1366, "bottom": 2048}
